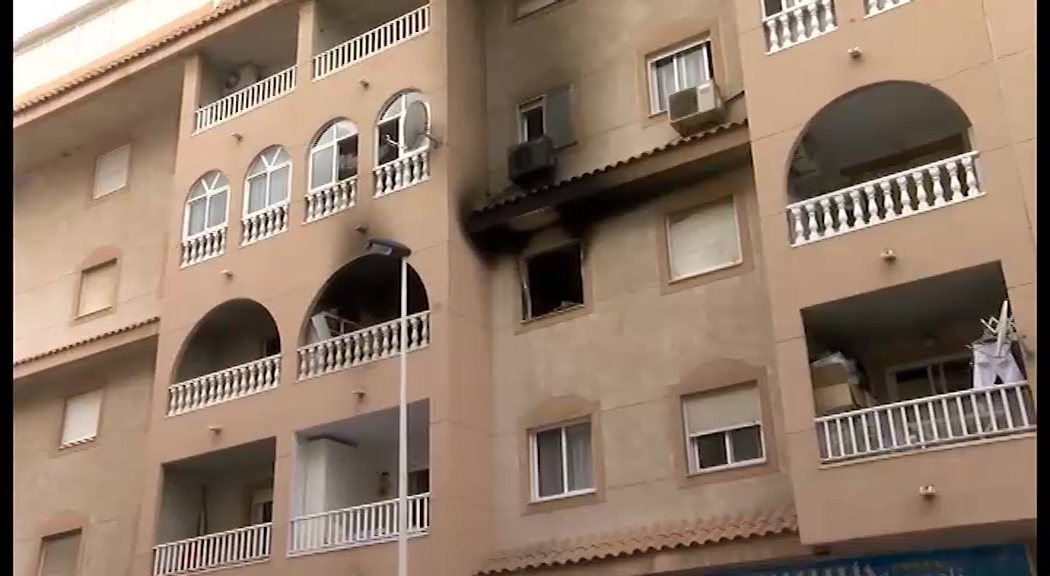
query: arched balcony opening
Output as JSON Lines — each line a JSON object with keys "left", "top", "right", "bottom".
{"left": 374, "top": 90, "right": 431, "bottom": 196}
{"left": 786, "top": 81, "right": 982, "bottom": 246}
{"left": 167, "top": 299, "right": 282, "bottom": 416}
{"left": 305, "top": 119, "right": 360, "bottom": 222}
{"left": 297, "top": 254, "right": 430, "bottom": 380}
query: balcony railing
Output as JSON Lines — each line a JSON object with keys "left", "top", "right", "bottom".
{"left": 193, "top": 65, "right": 298, "bottom": 133}
{"left": 298, "top": 311, "right": 430, "bottom": 380}
{"left": 312, "top": 5, "right": 431, "bottom": 81}
{"left": 763, "top": 0, "right": 836, "bottom": 54}
{"left": 166, "top": 354, "right": 282, "bottom": 416}
{"left": 152, "top": 523, "right": 272, "bottom": 576}
{"left": 816, "top": 382, "right": 1035, "bottom": 463}
{"left": 289, "top": 493, "right": 430, "bottom": 556}
{"left": 305, "top": 176, "right": 357, "bottom": 223}
{"left": 374, "top": 149, "right": 430, "bottom": 197}
{"left": 865, "top": 0, "right": 911, "bottom": 17}
{"left": 180, "top": 226, "right": 227, "bottom": 268}
{"left": 241, "top": 202, "right": 290, "bottom": 246}
{"left": 787, "top": 151, "right": 983, "bottom": 247}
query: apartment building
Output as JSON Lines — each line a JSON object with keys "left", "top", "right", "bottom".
{"left": 12, "top": 1, "right": 1035, "bottom": 576}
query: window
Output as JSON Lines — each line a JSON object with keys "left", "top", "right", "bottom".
{"left": 648, "top": 40, "right": 713, "bottom": 114}
{"left": 93, "top": 144, "right": 130, "bottom": 198}
{"left": 76, "top": 260, "right": 118, "bottom": 317}
{"left": 529, "top": 421, "right": 593, "bottom": 500}
{"left": 376, "top": 91, "right": 429, "bottom": 166}
{"left": 249, "top": 487, "right": 273, "bottom": 524}
{"left": 520, "top": 243, "right": 585, "bottom": 320}
{"left": 244, "top": 146, "right": 291, "bottom": 216}
{"left": 184, "top": 171, "right": 229, "bottom": 239}
{"left": 60, "top": 390, "right": 103, "bottom": 448}
{"left": 763, "top": 0, "right": 801, "bottom": 17}
{"left": 890, "top": 355, "right": 972, "bottom": 402}
{"left": 682, "top": 385, "right": 765, "bottom": 473}
{"left": 666, "top": 196, "right": 742, "bottom": 281}
{"left": 309, "top": 119, "right": 359, "bottom": 192}
{"left": 517, "top": 88, "right": 573, "bottom": 147}
{"left": 514, "top": 0, "right": 561, "bottom": 18}
{"left": 38, "top": 530, "right": 82, "bottom": 576}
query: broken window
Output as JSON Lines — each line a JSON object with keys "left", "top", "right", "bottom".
{"left": 520, "top": 243, "right": 584, "bottom": 320}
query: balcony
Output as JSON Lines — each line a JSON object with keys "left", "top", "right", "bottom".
{"left": 289, "top": 402, "right": 431, "bottom": 557}
{"left": 153, "top": 439, "right": 276, "bottom": 575}
{"left": 297, "top": 253, "right": 430, "bottom": 381}
{"left": 802, "top": 262, "right": 1035, "bottom": 466}
{"left": 194, "top": 66, "right": 297, "bottom": 133}
{"left": 167, "top": 299, "right": 282, "bottom": 417}
{"left": 311, "top": 4, "right": 431, "bottom": 82}
{"left": 785, "top": 81, "right": 980, "bottom": 247}
{"left": 762, "top": 0, "right": 837, "bottom": 54}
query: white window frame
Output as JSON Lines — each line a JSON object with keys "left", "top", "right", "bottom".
{"left": 886, "top": 352, "right": 973, "bottom": 403}
{"left": 243, "top": 146, "right": 292, "bottom": 217}
{"left": 762, "top": 0, "right": 802, "bottom": 18}
{"left": 528, "top": 419, "right": 595, "bottom": 502}
{"left": 517, "top": 96, "right": 546, "bottom": 143}
{"left": 646, "top": 39, "right": 713, "bottom": 115}
{"left": 664, "top": 196, "right": 744, "bottom": 281}
{"left": 686, "top": 421, "right": 767, "bottom": 474}
{"left": 183, "top": 171, "right": 230, "bottom": 241}
{"left": 93, "top": 144, "right": 131, "bottom": 198}
{"left": 308, "top": 119, "right": 359, "bottom": 193}
{"left": 375, "top": 91, "right": 430, "bottom": 167}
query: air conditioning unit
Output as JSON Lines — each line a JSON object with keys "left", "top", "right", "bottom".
{"left": 222, "top": 64, "right": 260, "bottom": 96}
{"left": 508, "top": 136, "right": 556, "bottom": 187}
{"left": 668, "top": 82, "right": 726, "bottom": 137}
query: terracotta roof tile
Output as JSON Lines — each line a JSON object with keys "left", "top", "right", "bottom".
{"left": 477, "top": 505, "right": 797, "bottom": 575}
{"left": 13, "top": 316, "right": 160, "bottom": 367}
{"left": 13, "top": 0, "right": 260, "bottom": 114}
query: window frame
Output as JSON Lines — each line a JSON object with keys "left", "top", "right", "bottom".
{"left": 528, "top": 419, "right": 595, "bottom": 502}
{"left": 37, "top": 529, "right": 84, "bottom": 576}
{"left": 93, "top": 144, "right": 131, "bottom": 199}
{"left": 59, "top": 389, "right": 104, "bottom": 449}
{"left": 886, "top": 352, "right": 973, "bottom": 403}
{"left": 243, "top": 146, "right": 292, "bottom": 218}
{"left": 517, "top": 96, "right": 546, "bottom": 143}
{"left": 762, "top": 0, "right": 802, "bottom": 19}
{"left": 375, "top": 91, "right": 430, "bottom": 167}
{"left": 183, "top": 171, "right": 230, "bottom": 241}
{"left": 74, "top": 259, "right": 119, "bottom": 319}
{"left": 682, "top": 387, "right": 767, "bottom": 475}
{"left": 664, "top": 195, "right": 744, "bottom": 282}
{"left": 646, "top": 39, "right": 714, "bottom": 115}
{"left": 308, "top": 119, "right": 359, "bottom": 193}
{"left": 519, "top": 241, "right": 586, "bottom": 321}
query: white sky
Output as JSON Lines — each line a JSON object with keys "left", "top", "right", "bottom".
{"left": 13, "top": 0, "right": 91, "bottom": 40}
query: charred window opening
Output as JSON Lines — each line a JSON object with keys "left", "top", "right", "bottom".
{"left": 521, "top": 243, "right": 584, "bottom": 320}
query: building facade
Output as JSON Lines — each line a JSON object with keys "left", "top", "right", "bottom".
{"left": 13, "top": 1, "right": 1035, "bottom": 576}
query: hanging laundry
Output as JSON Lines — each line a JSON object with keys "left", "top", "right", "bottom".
{"left": 971, "top": 342, "right": 1024, "bottom": 389}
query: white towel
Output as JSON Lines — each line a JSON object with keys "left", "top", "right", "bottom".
{"left": 971, "top": 342, "right": 1024, "bottom": 389}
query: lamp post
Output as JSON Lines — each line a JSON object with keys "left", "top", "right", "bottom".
{"left": 364, "top": 237, "right": 413, "bottom": 576}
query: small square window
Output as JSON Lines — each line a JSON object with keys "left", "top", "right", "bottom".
{"left": 666, "top": 196, "right": 742, "bottom": 281}
{"left": 647, "top": 41, "right": 714, "bottom": 114}
{"left": 516, "top": 87, "right": 573, "bottom": 148}
{"left": 93, "top": 144, "right": 131, "bottom": 198}
{"left": 530, "top": 421, "right": 593, "bottom": 500}
{"left": 60, "top": 390, "right": 103, "bottom": 448}
{"left": 76, "top": 260, "right": 118, "bottom": 318}
{"left": 520, "top": 243, "right": 584, "bottom": 320}
{"left": 682, "top": 385, "right": 765, "bottom": 474}
{"left": 38, "top": 530, "right": 82, "bottom": 576}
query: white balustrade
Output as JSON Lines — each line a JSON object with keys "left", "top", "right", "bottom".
{"left": 166, "top": 354, "right": 281, "bottom": 416}
{"left": 289, "top": 494, "right": 430, "bottom": 555}
{"left": 241, "top": 202, "right": 289, "bottom": 246}
{"left": 152, "top": 523, "right": 272, "bottom": 576}
{"left": 305, "top": 176, "right": 357, "bottom": 223}
{"left": 763, "top": 0, "right": 836, "bottom": 54}
{"left": 180, "top": 226, "right": 227, "bottom": 268}
{"left": 373, "top": 150, "right": 430, "bottom": 198}
{"left": 865, "top": 0, "right": 911, "bottom": 17}
{"left": 787, "top": 151, "right": 983, "bottom": 247}
{"left": 817, "top": 382, "right": 1035, "bottom": 463}
{"left": 193, "top": 65, "right": 298, "bottom": 133}
{"left": 298, "top": 311, "right": 430, "bottom": 380}
{"left": 312, "top": 5, "right": 431, "bottom": 80}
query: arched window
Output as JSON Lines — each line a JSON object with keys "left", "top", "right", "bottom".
{"left": 309, "top": 120, "right": 359, "bottom": 192}
{"left": 184, "top": 171, "right": 229, "bottom": 239}
{"left": 376, "top": 91, "right": 428, "bottom": 166}
{"left": 244, "top": 146, "right": 291, "bottom": 216}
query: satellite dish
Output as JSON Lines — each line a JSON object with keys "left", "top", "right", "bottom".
{"left": 402, "top": 100, "right": 430, "bottom": 151}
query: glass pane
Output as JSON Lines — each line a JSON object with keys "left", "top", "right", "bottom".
{"left": 206, "top": 190, "right": 227, "bottom": 228}
{"left": 728, "top": 425, "right": 764, "bottom": 463}
{"left": 564, "top": 422, "right": 592, "bottom": 491}
{"left": 653, "top": 58, "right": 676, "bottom": 112}
{"left": 377, "top": 120, "right": 401, "bottom": 164}
{"left": 310, "top": 146, "right": 336, "bottom": 190}
{"left": 334, "top": 120, "right": 354, "bottom": 139}
{"left": 381, "top": 96, "right": 404, "bottom": 121}
{"left": 535, "top": 429, "right": 564, "bottom": 498}
{"left": 896, "top": 367, "right": 934, "bottom": 401}
{"left": 246, "top": 176, "right": 267, "bottom": 213}
{"left": 187, "top": 199, "right": 206, "bottom": 235}
{"left": 677, "top": 46, "right": 707, "bottom": 90}
{"left": 337, "top": 136, "right": 359, "bottom": 180}
{"left": 272, "top": 147, "right": 291, "bottom": 164}
{"left": 695, "top": 433, "right": 728, "bottom": 470}
{"left": 268, "top": 166, "right": 290, "bottom": 204}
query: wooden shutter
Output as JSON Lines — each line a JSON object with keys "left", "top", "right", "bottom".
{"left": 38, "top": 531, "right": 82, "bottom": 576}
{"left": 683, "top": 385, "right": 760, "bottom": 436}
{"left": 666, "top": 197, "right": 742, "bottom": 280}
{"left": 544, "top": 87, "right": 573, "bottom": 149}
{"left": 93, "top": 145, "right": 131, "bottom": 198}
{"left": 77, "top": 261, "right": 118, "bottom": 317}
{"left": 60, "top": 390, "right": 103, "bottom": 447}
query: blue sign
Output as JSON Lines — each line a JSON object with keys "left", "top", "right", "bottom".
{"left": 713, "top": 545, "right": 1030, "bottom": 576}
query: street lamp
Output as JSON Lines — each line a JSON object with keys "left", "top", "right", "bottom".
{"left": 364, "top": 237, "right": 412, "bottom": 576}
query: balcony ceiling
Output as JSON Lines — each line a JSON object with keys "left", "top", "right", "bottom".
{"left": 169, "top": 437, "right": 277, "bottom": 476}
{"left": 199, "top": 2, "right": 299, "bottom": 71}
{"left": 301, "top": 400, "right": 429, "bottom": 462}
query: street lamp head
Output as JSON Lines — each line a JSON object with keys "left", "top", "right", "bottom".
{"left": 364, "top": 237, "right": 412, "bottom": 259}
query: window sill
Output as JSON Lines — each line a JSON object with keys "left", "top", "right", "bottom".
{"left": 669, "top": 259, "right": 744, "bottom": 285}
{"left": 71, "top": 305, "right": 116, "bottom": 325}
{"left": 53, "top": 436, "right": 98, "bottom": 457}
{"left": 524, "top": 486, "right": 600, "bottom": 515}
{"left": 688, "top": 457, "right": 766, "bottom": 477}
{"left": 662, "top": 257, "right": 750, "bottom": 296}
{"left": 516, "top": 303, "right": 590, "bottom": 334}
{"left": 530, "top": 487, "right": 595, "bottom": 504}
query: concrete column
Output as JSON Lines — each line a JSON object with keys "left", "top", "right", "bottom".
{"left": 295, "top": 0, "right": 319, "bottom": 72}
{"left": 179, "top": 53, "right": 203, "bottom": 139}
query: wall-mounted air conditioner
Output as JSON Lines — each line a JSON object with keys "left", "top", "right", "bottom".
{"left": 668, "top": 81, "right": 726, "bottom": 137}
{"left": 508, "top": 135, "right": 556, "bottom": 187}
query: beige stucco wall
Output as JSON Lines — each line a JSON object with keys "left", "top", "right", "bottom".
{"left": 13, "top": 108, "right": 178, "bottom": 361}
{"left": 13, "top": 343, "right": 155, "bottom": 576}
